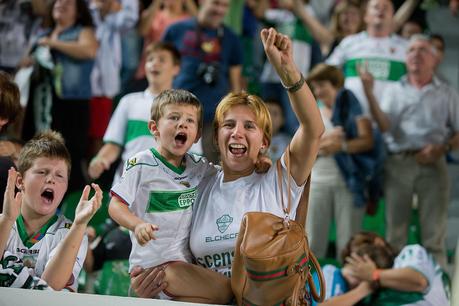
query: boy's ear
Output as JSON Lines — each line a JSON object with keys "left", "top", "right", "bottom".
{"left": 148, "top": 120, "right": 159, "bottom": 138}
{"left": 16, "top": 173, "right": 24, "bottom": 191}
{"left": 172, "top": 64, "right": 180, "bottom": 78}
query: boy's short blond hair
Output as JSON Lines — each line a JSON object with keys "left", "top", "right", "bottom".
{"left": 17, "top": 130, "right": 71, "bottom": 176}
{"left": 214, "top": 92, "right": 272, "bottom": 148}
{"left": 150, "top": 89, "right": 203, "bottom": 133}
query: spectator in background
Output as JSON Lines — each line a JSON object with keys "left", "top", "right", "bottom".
{"left": 0, "top": 136, "right": 24, "bottom": 165}
{"left": 326, "top": 0, "right": 408, "bottom": 120}
{"left": 89, "top": 0, "right": 138, "bottom": 157}
{"left": 134, "top": 0, "right": 197, "bottom": 90}
{"left": 0, "top": 0, "right": 43, "bottom": 73}
{"left": 305, "top": 64, "right": 378, "bottom": 261}
{"left": 292, "top": 0, "right": 364, "bottom": 57}
{"left": 362, "top": 34, "right": 459, "bottom": 268}
{"left": 429, "top": 33, "right": 445, "bottom": 66}
{"left": 35, "top": 0, "right": 98, "bottom": 192}
{"left": 312, "top": 232, "right": 450, "bottom": 306}
{"left": 292, "top": 0, "right": 418, "bottom": 57}
{"left": 265, "top": 99, "right": 291, "bottom": 161}
{"left": 400, "top": 19, "right": 423, "bottom": 39}
{"left": 0, "top": 71, "right": 21, "bottom": 133}
{"left": 259, "top": 0, "right": 322, "bottom": 136}
{"left": 162, "top": 0, "right": 243, "bottom": 162}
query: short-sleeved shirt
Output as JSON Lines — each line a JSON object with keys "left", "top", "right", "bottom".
{"left": 111, "top": 148, "right": 215, "bottom": 271}
{"left": 189, "top": 154, "right": 304, "bottom": 277}
{"left": 311, "top": 264, "right": 349, "bottom": 306}
{"left": 5, "top": 213, "right": 88, "bottom": 291}
{"left": 391, "top": 244, "right": 450, "bottom": 306}
{"left": 103, "top": 89, "right": 202, "bottom": 185}
{"left": 326, "top": 31, "right": 407, "bottom": 118}
{"left": 380, "top": 76, "right": 459, "bottom": 152}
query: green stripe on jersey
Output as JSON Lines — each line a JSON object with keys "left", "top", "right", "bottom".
{"left": 343, "top": 58, "right": 406, "bottom": 81}
{"left": 147, "top": 188, "right": 197, "bottom": 213}
{"left": 124, "top": 120, "right": 150, "bottom": 144}
{"left": 16, "top": 214, "right": 59, "bottom": 248}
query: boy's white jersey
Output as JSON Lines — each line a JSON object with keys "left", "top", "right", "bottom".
{"left": 111, "top": 148, "right": 215, "bottom": 271}
{"left": 326, "top": 31, "right": 408, "bottom": 118}
{"left": 5, "top": 213, "right": 88, "bottom": 291}
{"left": 103, "top": 89, "right": 202, "bottom": 185}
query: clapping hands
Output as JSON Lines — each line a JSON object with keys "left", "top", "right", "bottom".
{"left": 74, "top": 183, "right": 103, "bottom": 226}
{"left": 2, "top": 168, "right": 23, "bottom": 222}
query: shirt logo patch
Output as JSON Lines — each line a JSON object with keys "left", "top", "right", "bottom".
{"left": 178, "top": 189, "right": 196, "bottom": 208}
{"left": 216, "top": 214, "right": 233, "bottom": 233}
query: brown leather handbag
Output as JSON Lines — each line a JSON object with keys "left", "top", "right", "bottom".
{"left": 231, "top": 152, "right": 325, "bottom": 306}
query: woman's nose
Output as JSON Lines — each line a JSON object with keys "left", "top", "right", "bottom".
{"left": 231, "top": 124, "right": 243, "bottom": 138}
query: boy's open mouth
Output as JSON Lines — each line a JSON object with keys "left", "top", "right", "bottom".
{"left": 229, "top": 143, "right": 247, "bottom": 155}
{"left": 41, "top": 189, "right": 54, "bottom": 204}
{"left": 175, "top": 132, "right": 188, "bottom": 145}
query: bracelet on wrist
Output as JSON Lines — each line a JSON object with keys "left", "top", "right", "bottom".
{"left": 281, "top": 73, "right": 305, "bottom": 93}
{"left": 372, "top": 269, "right": 381, "bottom": 284}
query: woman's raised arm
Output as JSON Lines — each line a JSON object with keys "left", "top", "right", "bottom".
{"left": 260, "top": 28, "right": 324, "bottom": 185}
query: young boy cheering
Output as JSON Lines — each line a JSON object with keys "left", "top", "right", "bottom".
{"left": 109, "top": 89, "right": 232, "bottom": 303}
{"left": 88, "top": 42, "right": 202, "bottom": 186}
{"left": 0, "top": 131, "right": 102, "bottom": 291}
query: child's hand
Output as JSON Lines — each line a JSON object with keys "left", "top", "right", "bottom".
{"left": 74, "top": 183, "right": 103, "bottom": 226}
{"left": 134, "top": 222, "right": 159, "bottom": 246}
{"left": 2, "top": 168, "right": 22, "bottom": 222}
{"left": 88, "top": 156, "right": 110, "bottom": 180}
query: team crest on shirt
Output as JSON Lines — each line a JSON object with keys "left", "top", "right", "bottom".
{"left": 126, "top": 157, "right": 137, "bottom": 170}
{"left": 216, "top": 214, "right": 233, "bottom": 233}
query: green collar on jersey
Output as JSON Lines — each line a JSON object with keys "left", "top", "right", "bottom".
{"left": 150, "top": 148, "right": 186, "bottom": 175}
{"left": 16, "top": 214, "right": 59, "bottom": 248}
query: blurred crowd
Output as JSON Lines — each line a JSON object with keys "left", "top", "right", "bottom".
{"left": 1, "top": 0, "right": 459, "bottom": 303}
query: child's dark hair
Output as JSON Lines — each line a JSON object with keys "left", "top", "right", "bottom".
{"left": 352, "top": 243, "right": 395, "bottom": 269}
{"left": 145, "top": 42, "right": 181, "bottom": 66}
{"left": 49, "top": 0, "right": 94, "bottom": 28}
{"left": 17, "top": 130, "right": 71, "bottom": 176}
{"left": 151, "top": 89, "right": 203, "bottom": 133}
{"left": 0, "top": 71, "right": 21, "bottom": 125}
{"left": 341, "top": 231, "right": 396, "bottom": 263}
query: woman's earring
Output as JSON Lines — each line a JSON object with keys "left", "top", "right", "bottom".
{"left": 260, "top": 145, "right": 267, "bottom": 155}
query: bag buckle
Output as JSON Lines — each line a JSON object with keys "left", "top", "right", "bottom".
{"left": 283, "top": 214, "right": 290, "bottom": 228}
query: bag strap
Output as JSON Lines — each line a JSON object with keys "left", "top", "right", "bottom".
{"left": 276, "top": 149, "right": 292, "bottom": 216}
{"left": 276, "top": 147, "right": 311, "bottom": 225}
{"left": 307, "top": 250, "right": 326, "bottom": 302}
